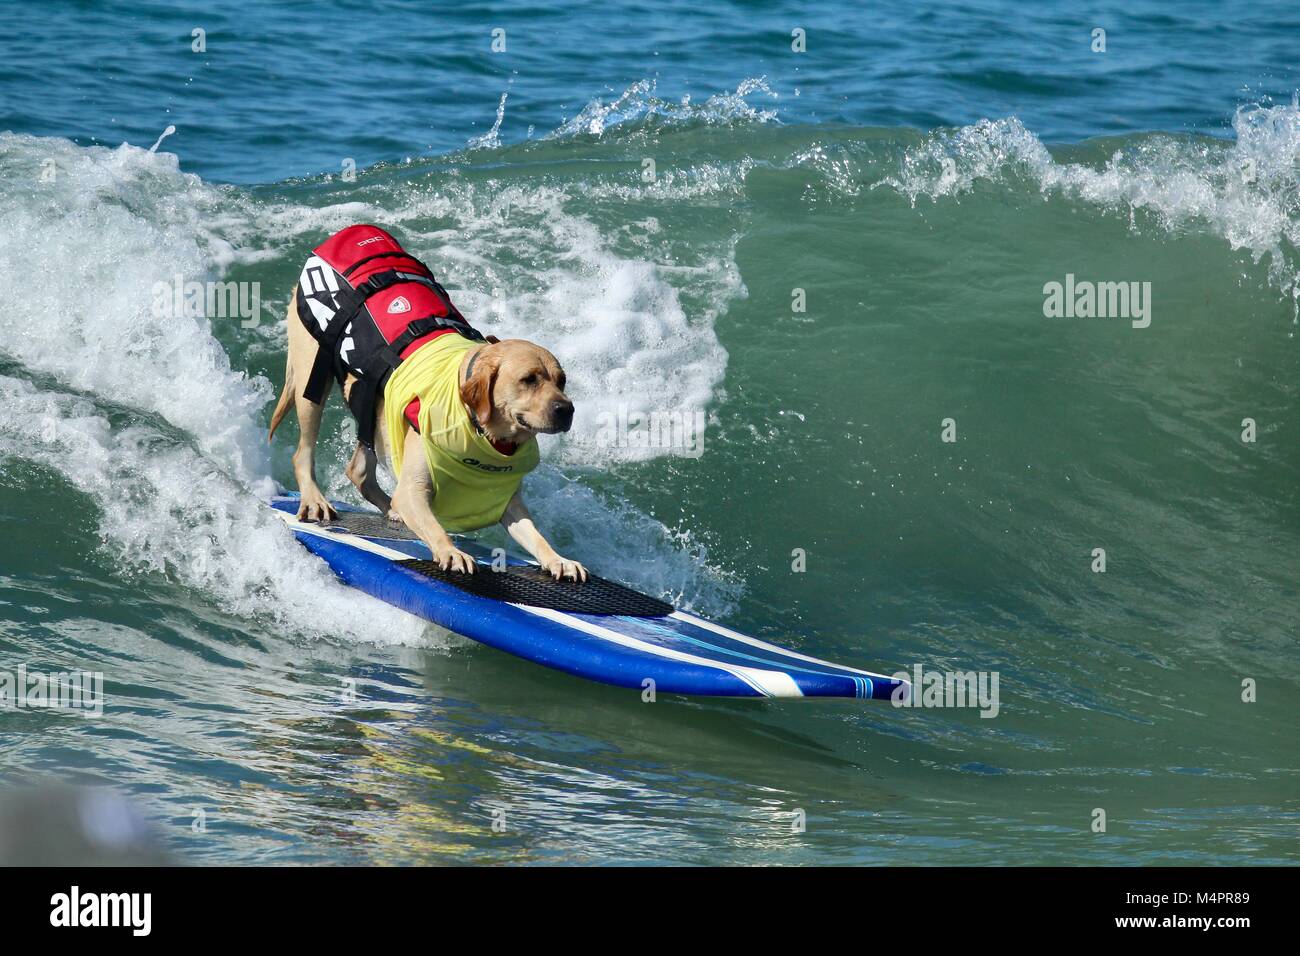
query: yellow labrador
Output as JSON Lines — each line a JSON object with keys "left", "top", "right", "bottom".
{"left": 268, "top": 287, "right": 587, "bottom": 582}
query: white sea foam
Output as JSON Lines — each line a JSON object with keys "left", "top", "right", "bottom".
{"left": 876, "top": 99, "right": 1300, "bottom": 300}
{"left": 0, "top": 132, "right": 271, "bottom": 485}
{"left": 478, "top": 466, "right": 741, "bottom": 615}
{"left": 390, "top": 183, "right": 738, "bottom": 467}
{"left": 0, "top": 374, "right": 437, "bottom": 647}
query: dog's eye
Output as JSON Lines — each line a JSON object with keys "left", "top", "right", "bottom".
{"left": 557, "top": 373, "right": 567, "bottom": 390}
{"left": 522, "top": 373, "right": 538, "bottom": 387}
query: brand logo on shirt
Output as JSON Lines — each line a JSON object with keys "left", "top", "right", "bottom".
{"left": 462, "top": 457, "right": 514, "bottom": 473}
{"left": 387, "top": 296, "right": 411, "bottom": 314}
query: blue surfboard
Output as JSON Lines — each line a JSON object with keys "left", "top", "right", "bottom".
{"left": 271, "top": 494, "right": 906, "bottom": 701}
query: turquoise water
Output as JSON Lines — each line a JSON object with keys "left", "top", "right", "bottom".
{"left": 1, "top": 1, "right": 1297, "bottom": 864}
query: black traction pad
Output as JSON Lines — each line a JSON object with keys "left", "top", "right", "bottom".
{"left": 321, "top": 512, "right": 422, "bottom": 540}
{"left": 397, "top": 559, "right": 675, "bottom": 617}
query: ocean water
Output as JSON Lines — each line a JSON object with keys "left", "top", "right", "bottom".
{"left": 1, "top": 0, "right": 1297, "bottom": 864}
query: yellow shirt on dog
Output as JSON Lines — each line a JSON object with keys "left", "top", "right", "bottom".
{"left": 383, "top": 334, "right": 539, "bottom": 533}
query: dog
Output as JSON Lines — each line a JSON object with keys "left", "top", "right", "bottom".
{"left": 268, "top": 224, "right": 587, "bottom": 582}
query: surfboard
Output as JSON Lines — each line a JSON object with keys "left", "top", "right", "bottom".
{"left": 271, "top": 494, "right": 906, "bottom": 700}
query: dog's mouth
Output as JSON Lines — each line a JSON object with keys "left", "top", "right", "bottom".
{"left": 516, "top": 412, "right": 570, "bottom": 435}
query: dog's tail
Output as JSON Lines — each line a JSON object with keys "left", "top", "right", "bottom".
{"left": 267, "top": 354, "right": 294, "bottom": 443}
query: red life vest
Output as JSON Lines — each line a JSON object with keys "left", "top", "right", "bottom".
{"left": 295, "top": 224, "right": 484, "bottom": 448}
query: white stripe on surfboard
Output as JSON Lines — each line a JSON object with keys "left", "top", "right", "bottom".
{"left": 514, "top": 605, "right": 804, "bottom": 698}
{"left": 669, "top": 611, "right": 900, "bottom": 682}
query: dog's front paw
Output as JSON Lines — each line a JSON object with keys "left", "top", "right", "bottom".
{"left": 544, "top": 555, "right": 589, "bottom": 583}
{"left": 296, "top": 490, "right": 338, "bottom": 523}
{"left": 432, "top": 541, "right": 478, "bottom": 575}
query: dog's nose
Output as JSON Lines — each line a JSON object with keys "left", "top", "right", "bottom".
{"left": 552, "top": 399, "right": 574, "bottom": 431}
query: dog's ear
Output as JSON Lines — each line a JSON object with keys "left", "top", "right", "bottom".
{"left": 460, "top": 346, "right": 498, "bottom": 427}
{"left": 484, "top": 334, "right": 501, "bottom": 344}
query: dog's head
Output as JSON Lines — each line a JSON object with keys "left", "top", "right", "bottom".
{"left": 460, "top": 339, "right": 574, "bottom": 444}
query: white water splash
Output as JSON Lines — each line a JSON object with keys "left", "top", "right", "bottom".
{"left": 877, "top": 99, "right": 1300, "bottom": 300}
{"left": 0, "top": 132, "right": 271, "bottom": 485}
{"left": 467, "top": 93, "right": 509, "bottom": 151}
{"left": 149, "top": 125, "right": 177, "bottom": 153}
{"left": 549, "top": 77, "right": 779, "bottom": 139}
{"left": 0, "top": 374, "right": 439, "bottom": 647}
